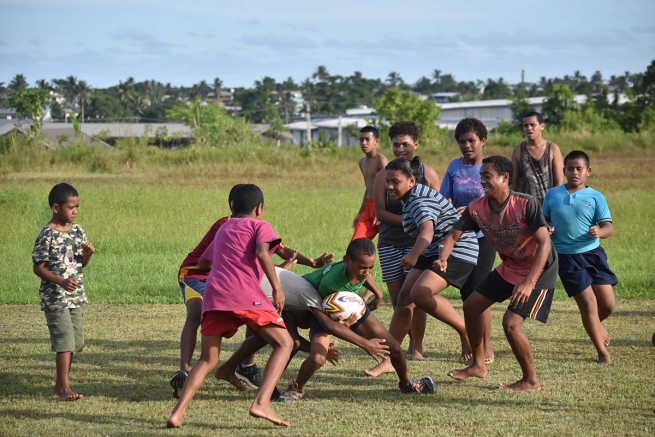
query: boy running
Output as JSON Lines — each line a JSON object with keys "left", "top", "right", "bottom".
{"left": 352, "top": 126, "right": 388, "bottom": 240}
{"left": 172, "top": 185, "right": 332, "bottom": 397}
{"left": 439, "top": 156, "right": 558, "bottom": 391}
{"left": 167, "top": 184, "right": 292, "bottom": 428}
{"left": 543, "top": 150, "right": 617, "bottom": 363}
{"left": 32, "top": 183, "right": 96, "bottom": 401}
{"left": 510, "top": 111, "right": 564, "bottom": 204}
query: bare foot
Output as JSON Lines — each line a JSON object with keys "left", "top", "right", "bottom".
{"left": 448, "top": 365, "right": 487, "bottom": 381}
{"left": 460, "top": 335, "right": 473, "bottom": 361}
{"left": 166, "top": 412, "right": 184, "bottom": 429}
{"left": 249, "top": 403, "right": 289, "bottom": 427}
{"left": 498, "top": 380, "right": 541, "bottom": 392}
{"left": 603, "top": 328, "right": 611, "bottom": 347}
{"left": 485, "top": 353, "right": 495, "bottom": 365}
{"left": 363, "top": 357, "right": 395, "bottom": 377}
{"left": 54, "top": 389, "right": 83, "bottom": 401}
{"left": 214, "top": 366, "right": 247, "bottom": 391}
{"left": 598, "top": 354, "right": 611, "bottom": 364}
{"left": 410, "top": 351, "right": 426, "bottom": 361}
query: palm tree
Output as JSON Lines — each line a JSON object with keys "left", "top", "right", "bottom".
{"left": 312, "top": 65, "right": 329, "bottom": 82}
{"left": 117, "top": 78, "right": 135, "bottom": 116}
{"left": 63, "top": 75, "right": 79, "bottom": 109}
{"left": 130, "top": 94, "right": 148, "bottom": 121}
{"left": 386, "top": 72, "right": 404, "bottom": 88}
{"left": 35, "top": 79, "right": 53, "bottom": 91}
{"left": 212, "top": 77, "right": 223, "bottom": 104}
{"left": 8, "top": 74, "right": 29, "bottom": 94}
{"left": 77, "top": 80, "right": 93, "bottom": 122}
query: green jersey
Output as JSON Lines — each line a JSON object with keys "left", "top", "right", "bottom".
{"left": 302, "top": 260, "right": 364, "bottom": 298}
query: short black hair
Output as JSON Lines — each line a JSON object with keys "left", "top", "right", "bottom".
{"left": 482, "top": 156, "right": 514, "bottom": 185}
{"left": 564, "top": 150, "right": 591, "bottom": 167}
{"left": 231, "top": 184, "right": 264, "bottom": 215}
{"left": 360, "top": 125, "right": 379, "bottom": 139}
{"left": 385, "top": 156, "right": 422, "bottom": 179}
{"left": 455, "top": 118, "right": 488, "bottom": 142}
{"left": 388, "top": 121, "right": 420, "bottom": 142}
{"left": 228, "top": 184, "right": 246, "bottom": 205}
{"left": 523, "top": 111, "right": 544, "bottom": 124}
{"left": 48, "top": 183, "right": 78, "bottom": 207}
{"left": 346, "top": 238, "right": 376, "bottom": 260}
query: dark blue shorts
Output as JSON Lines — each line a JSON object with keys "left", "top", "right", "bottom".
{"left": 309, "top": 307, "right": 371, "bottom": 338}
{"left": 558, "top": 246, "right": 618, "bottom": 298}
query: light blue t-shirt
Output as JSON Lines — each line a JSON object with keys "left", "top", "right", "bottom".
{"left": 440, "top": 157, "right": 485, "bottom": 239}
{"left": 542, "top": 185, "right": 612, "bottom": 254}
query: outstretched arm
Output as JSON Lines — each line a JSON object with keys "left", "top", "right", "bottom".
{"left": 310, "top": 308, "right": 389, "bottom": 362}
{"left": 275, "top": 245, "right": 334, "bottom": 269}
{"left": 257, "top": 242, "right": 284, "bottom": 313}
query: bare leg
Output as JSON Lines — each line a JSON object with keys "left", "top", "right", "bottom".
{"left": 364, "top": 270, "right": 421, "bottom": 377}
{"left": 409, "top": 308, "right": 427, "bottom": 361}
{"left": 53, "top": 351, "right": 83, "bottom": 401}
{"left": 248, "top": 324, "right": 292, "bottom": 427}
{"left": 498, "top": 311, "right": 541, "bottom": 391}
{"left": 294, "top": 333, "right": 330, "bottom": 391}
{"left": 482, "top": 308, "right": 494, "bottom": 364}
{"left": 242, "top": 326, "right": 256, "bottom": 366}
{"left": 573, "top": 287, "right": 611, "bottom": 363}
{"left": 594, "top": 284, "right": 616, "bottom": 347}
{"left": 355, "top": 314, "right": 408, "bottom": 383}
{"left": 167, "top": 334, "right": 222, "bottom": 428}
{"left": 179, "top": 299, "right": 202, "bottom": 372}
{"left": 448, "top": 292, "right": 493, "bottom": 381}
{"left": 410, "top": 270, "right": 472, "bottom": 360}
{"left": 215, "top": 334, "right": 268, "bottom": 390}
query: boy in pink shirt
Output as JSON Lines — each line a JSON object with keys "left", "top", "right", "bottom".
{"left": 167, "top": 184, "right": 293, "bottom": 428}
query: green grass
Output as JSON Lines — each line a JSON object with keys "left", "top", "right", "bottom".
{"left": 0, "top": 302, "right": 653, "bottom": 436}
{"left": 1, "top": 150, "right": 654, "bottom": 303}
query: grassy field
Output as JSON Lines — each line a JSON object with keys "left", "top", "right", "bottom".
{"left": 1, "top": 143, "right": 654, "bottom": 436}
{"left": 0, "top": 302, "right": 653, "bottom": 437}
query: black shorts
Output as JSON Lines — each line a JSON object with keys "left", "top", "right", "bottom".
{"left": 558, "top": 246, "right": 618, "bottom": 298}
{"left": 415, "top": 254, "right": 475, "bottom": 290}
{"left": 476, "top": 270, "right": 554, "bottom": 323}
{"left": 309, "top": 307, "right": 371, "bottom": 338}
{"left": 461, "top": 236, "right": 496, "bottom": 302}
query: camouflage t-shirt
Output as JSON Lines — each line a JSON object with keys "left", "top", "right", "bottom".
{"left": 32, "top": 224, "right": 89, "bottom": 311}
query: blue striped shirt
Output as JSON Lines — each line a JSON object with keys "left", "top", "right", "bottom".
{"left": 401, "top": 184, "right": 479, "bottom": 264}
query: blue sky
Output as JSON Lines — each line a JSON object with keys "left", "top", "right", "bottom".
{"left": 1, "top": 0, "right": 654, "bottom": 89}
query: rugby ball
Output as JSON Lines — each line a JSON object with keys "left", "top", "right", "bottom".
{"left": 322, "top": 291, "right": 366, "bottom": 322}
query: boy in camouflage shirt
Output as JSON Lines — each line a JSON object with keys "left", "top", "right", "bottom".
{"left": 32, "top": 183, "right": 95, "bottom": 401}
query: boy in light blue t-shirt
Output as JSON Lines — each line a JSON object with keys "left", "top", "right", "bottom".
{"left": 543, "top": 150, "right": 617, "bottom": 364}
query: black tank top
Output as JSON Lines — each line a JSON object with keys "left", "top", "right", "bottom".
{"left": 378, "top": 162, "right": 427, "bottom": 247}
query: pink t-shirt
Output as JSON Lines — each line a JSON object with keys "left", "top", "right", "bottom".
{"left": 201, "top": 217, "right": 281, "bottom": 315}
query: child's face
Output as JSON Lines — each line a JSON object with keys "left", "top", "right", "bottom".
{"left": 480, "top": 163, "right": 508, "bottom": 197}
{"left": 344, "top": 253, "right": 376, "bottom": 283}
{"left": 359, "top": 132, "right": 379, "bottom": 153}
{"left": 391, "top": 135, "right": 418, "bottom": 160}
{"left": 385, "top": 169, "right": 415, "bottom": 201}
{"left": 53, "top": 196, "right": 79, "bottom": 224}
{"left": 522, "top": 116, "right": 545, "bottom": 140}
{"left": 457, "top": 131, "right": 485, "bottom": 161}
{"left": 564, "top": 158, "right": 591, "bottom": 189}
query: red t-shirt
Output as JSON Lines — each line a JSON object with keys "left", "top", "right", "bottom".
{"left": 456, "top": 192, "right": 557, "bottom": 288}
{"left": 178, "top": 216, "right": 230, "bottom": 281}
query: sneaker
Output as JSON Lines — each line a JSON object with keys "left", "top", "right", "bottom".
{"left": 235, "top": 363, "right": 262, "bottom": 388}
{"left": 270, "top": 386, "right": 281, "bottom": 402}
{"left": 277, "top": 381, "right": 304, "bottom": 403}
{"left": 170, "top": 370, "right": 189, "bottom": 399}
{"left": 399, "top": 376, "right": 436, "bottom": 395}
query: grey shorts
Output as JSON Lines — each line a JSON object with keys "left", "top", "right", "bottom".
{"left": 45, "top": 307, "right": 84, "bottom": 353}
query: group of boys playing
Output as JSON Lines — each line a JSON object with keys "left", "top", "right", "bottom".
{"left": 32, "top": 111, "right": 618, "bottom": 429}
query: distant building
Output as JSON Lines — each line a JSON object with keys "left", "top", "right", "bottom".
{"left": 429, "top": 92, "right": 459, "bottom": 104}
{"left": 285, "top": 117, "right": 368, "bottom": 147}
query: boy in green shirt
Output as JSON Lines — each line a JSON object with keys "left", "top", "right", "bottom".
{"left": 278, "top": 238, "right": 435, "bottom": 401}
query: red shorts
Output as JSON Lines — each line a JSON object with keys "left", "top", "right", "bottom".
{"left": 352, "top": 198, "right": 379, "bottom": 240}
{"left": 201, "top": 310, "right": 286, "bottom": 338}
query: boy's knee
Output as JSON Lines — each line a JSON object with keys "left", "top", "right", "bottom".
{"left": 292, "top": 338, "right": 302, "bottom": 351}
{"left": 309, "top": 352, "right": 326, "bottom": 368}
{"left": 502, "top": 314, "right": 522, "bottom": 335}
{"left": 463, "top": 299, "right": 482, "bottom": 318}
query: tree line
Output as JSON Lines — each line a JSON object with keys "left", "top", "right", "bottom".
{"left": 1, "top": 60, "right": 653, "bottom": 136}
